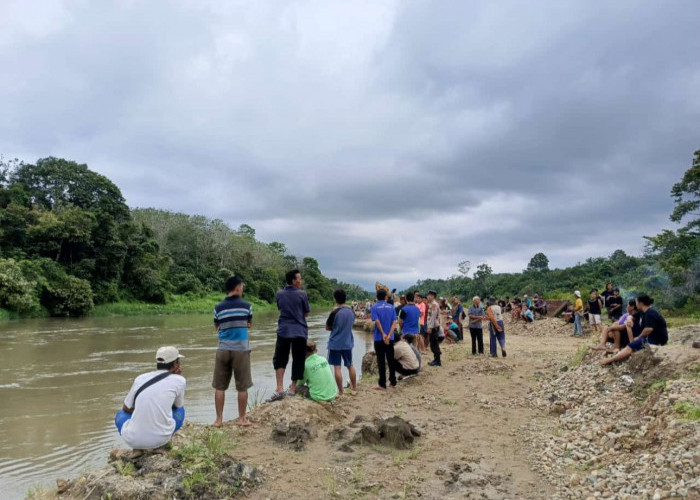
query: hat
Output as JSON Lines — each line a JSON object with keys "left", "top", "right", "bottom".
{"left": 156, "top": 346, "right": 184, "bottom": 364}
{"left": 574, "top": 290, "right": 581, "bottom": 298}
{"left": 473, "top": 296, "right": 480, "bottom": 301}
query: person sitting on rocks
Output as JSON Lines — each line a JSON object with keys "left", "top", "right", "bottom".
{"left": 510, "top": 298, "right": 522, "bottom": 322}
{"left": 592, "top": 300, "right": 641, "bottom": 352}
{"left": 533, "top": 296, "right": 548, "bottom": 317}
{"left": 599, "top": 295, "right": 668, "bottom": 366}
{"left": 522, "top": 305, "right": 535, "bottom": 323}
{"left": 298, "top": 340, "right": 337, "bottom": 401}
{"left": 392, "top": 333, "right": 421, "bottom": 380}
{"left": 115, "top": 346, "right": 186, "bottom": 451}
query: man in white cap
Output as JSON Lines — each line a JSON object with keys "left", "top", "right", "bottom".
{"left": 573, "top": 291, "right": 584, "bottom": 336}
{"left": 115, "top": 346, "right": 186, "bottom": 450}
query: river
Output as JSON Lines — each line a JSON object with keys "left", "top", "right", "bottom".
{"left": 0, "top": 309, "right": 374, "bottom": 500}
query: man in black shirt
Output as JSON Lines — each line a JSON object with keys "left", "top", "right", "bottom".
{"left": 606, "top": 288, "right": 623, "bottom": 321}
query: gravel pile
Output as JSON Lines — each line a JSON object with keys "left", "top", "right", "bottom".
{"left": 524, "top": 346, "right": 699, "bottom": 500}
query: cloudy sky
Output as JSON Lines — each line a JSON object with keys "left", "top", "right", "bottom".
{"left": 2, "top": 1, "right": 699, "bottom": 290}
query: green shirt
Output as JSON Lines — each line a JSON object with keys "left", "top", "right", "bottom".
{"left": 302, "top": 354, "right": 337, "bottom": 402}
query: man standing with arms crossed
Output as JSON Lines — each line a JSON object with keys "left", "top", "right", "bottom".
{"left": 269, "top": 269, "right": 310, "bottom": 401}
{"left": 212, "top": 276, "right": 253, "bottom": 427}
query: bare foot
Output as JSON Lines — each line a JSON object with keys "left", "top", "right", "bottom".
{"left": 235, "top": 418, "right": 253, "bottom": 427}
{"left": 212, "top": 419, "right": 223, "bottom": 428}
{"left": 373, "top": 385, "right": 385, "bottom": 391}
{"left": 350, "top": 389, "right": 357, "bottom": 396}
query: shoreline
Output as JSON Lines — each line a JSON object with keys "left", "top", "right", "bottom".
{"left": 0, "top": 296, "right": 334, "bottom": 321}
{"left": 25, "top": 317, "right": 699, "bottom": 500}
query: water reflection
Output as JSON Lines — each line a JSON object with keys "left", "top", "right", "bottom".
{"left": 0, "top": 310, "right": 373, "bottom": 500}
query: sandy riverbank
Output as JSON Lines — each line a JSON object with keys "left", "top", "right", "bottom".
{"left": 30, "top": 317, "right": 699, "bottom": 500}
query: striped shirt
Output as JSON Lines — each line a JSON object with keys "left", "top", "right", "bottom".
{"left": 214, "top": 296, "right": 252, "bottom": 351}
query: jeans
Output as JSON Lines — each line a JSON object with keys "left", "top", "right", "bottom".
{"left": 469, "top": 327, "right": 484, "bottom": 354}
{"left": 115, "top": 406, "right": 185, "bottom": 435}
{"left": 573, "top": 313, "right": 583, "bottom": 336}
{"left": 489, "top": 321, "right": 506, "bottom": 356}
{"left": 374, "top": 340, "right": 397, "bottom": 388}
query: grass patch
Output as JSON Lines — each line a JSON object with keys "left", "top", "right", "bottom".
{"left": 322, "top": 469, "right": 338, "bottom": 497}
{"left": 114, "top": 460, "right": 135, "bottom": 476}
{"left": 568, "top": 345, "right": 588, "bottom": 367}
{"left": 440, "top": 398, "right": 457, "bottom": 406}
{"left": 666, "top": 316, "right": 700, "bottom": 328}
{"left": 648, "top": 379, "right": 667, "bottom": 394}
{"left": 170, "top": 429, "right": 239, "bottom": 497}
{"left": 247, "top": 386, "right": 267, "bottom": 411}
{"left": 673, "top": 401, "right": 700, "bottom": 421}
{"left": 392, "top": 446, "right": 422, "bottom": 466}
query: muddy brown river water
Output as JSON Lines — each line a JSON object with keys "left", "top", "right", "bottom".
{"left": 0, "top": 309, "right": 373, "bottom": 500}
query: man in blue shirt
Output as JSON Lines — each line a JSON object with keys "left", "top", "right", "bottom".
{"left": 213, "top": 276, "right": 253, "bottom": 427}
{"left": 371, "top": 288, "right": 397, "bottom": 389}
{"left": 270, "top": 269, "right": 311, "bottom": 401}
{"left": 325, "top": 288, "right": 357, "bottom": 396}
{"left": 398, "top": 291, "right": 420, "bottom": 339}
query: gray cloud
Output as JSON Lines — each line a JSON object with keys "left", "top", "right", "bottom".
{"left": 1, "top": 0, "right": 698, "bottom": 290}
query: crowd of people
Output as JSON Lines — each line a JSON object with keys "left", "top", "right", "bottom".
{"left": 112, "top": 272, "right": 669, "bottom": 452}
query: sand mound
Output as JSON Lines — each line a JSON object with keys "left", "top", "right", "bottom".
{"left": 249, "top": 396, "right": 340, "bottom": 428}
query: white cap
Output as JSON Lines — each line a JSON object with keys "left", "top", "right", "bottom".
{"left": 473, "top": 296, "right": 480, "bottom": 301}
{"left": 156, "top": 346, "right": 184, "bottom": 364}
{"left": 574, "top": 290, "right": 581, "bottom": 298}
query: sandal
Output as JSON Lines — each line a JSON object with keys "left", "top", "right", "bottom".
{"left": 265, "top": 391, "right": 286, "bottom": 403}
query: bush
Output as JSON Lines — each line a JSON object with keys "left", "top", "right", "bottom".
{"left": 42, "top": 274, "right": 94, "bottom": 317}
{"left": 0, "top": 258, "right": 38, "bottom": 312}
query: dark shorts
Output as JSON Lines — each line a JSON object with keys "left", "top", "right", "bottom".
{"left": 213, "top": 350, "right": 253, "bottom": 392}
{"left": 328, "top": 349, "right": 353, "bottom": 367}
{"left": 629, "top": 337, "right": 661, "bottom": 352}
{"left": 273, "top": 336, "right": 307, "bottom": 381}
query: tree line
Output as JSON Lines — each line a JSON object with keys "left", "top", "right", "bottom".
{"left": 0, "top": 157, "right": 368, "bottom": 318}
{"left": 402, "top": 150, "right": 699, "bottom": 314}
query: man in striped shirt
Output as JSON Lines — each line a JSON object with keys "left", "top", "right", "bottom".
{"left": 212, "top": 276, "right": 253, "bottom": 427}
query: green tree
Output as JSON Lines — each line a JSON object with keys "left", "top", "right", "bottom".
{"left": 0, "top": 258, "right": 38, "bottom": 312}
{"left": 526, "top": 253, "right": 550, "bottom": 273}
{"left": 670, "top": 149, "right": 700, "bottom": 236}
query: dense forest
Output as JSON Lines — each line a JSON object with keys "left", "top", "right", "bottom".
{"left": 0, "top": 157, "right": 368, "bottom": 318}
{"left": 402, "top": 150, "right": 700, "bottom": 314}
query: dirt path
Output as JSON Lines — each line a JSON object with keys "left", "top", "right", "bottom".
{"left": 224, "top": 323, "right": 588, "bottom": 500}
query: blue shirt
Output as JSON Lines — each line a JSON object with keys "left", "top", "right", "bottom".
{"left": 276, "top": 286, "right": 311, "bottom": 339}
{"left": 524, "top": 309, "right": 534, "bottom": 321}
{"left": 371, "top": 300, "right": 397, "bottom": 342}
{"left": 326, "top": 306, "right": 355, "bottom": 350}
{"left": 398, "top": 304, "right": 420, "bottom": 334}
{"left": 214, "top": 295, "right": 252, "bottom": 351}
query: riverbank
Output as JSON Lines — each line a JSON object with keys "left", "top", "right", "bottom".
{"left": 0, "top": 295, "right": 334, "bottom": 320}
{"left": 27, "top": 316, "right": 699, "bottom": 500}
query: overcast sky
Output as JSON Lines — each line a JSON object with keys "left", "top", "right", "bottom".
{"left": 2, "top": 1, "right": 699, "bottom": 290}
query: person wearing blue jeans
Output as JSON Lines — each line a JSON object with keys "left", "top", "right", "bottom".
{"left": 573, "top": 312, "right": 584, "bottom": 336}
{"left": 486, "top": 297, "right": 507, "bottom": 357}
{"left": 115, "top": 346, "right": 187, "bottom": 450}
{"left": 116, "top": 407, "right": 185, "bottom": 435}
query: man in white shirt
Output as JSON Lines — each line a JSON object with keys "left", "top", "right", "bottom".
{"left": 115, "top": 346, "right": 186, "bottom": 450}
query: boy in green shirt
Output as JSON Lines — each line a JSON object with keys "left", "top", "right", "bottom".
{"left": 300, "top": 341, "right": 337, "bottom": 402}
